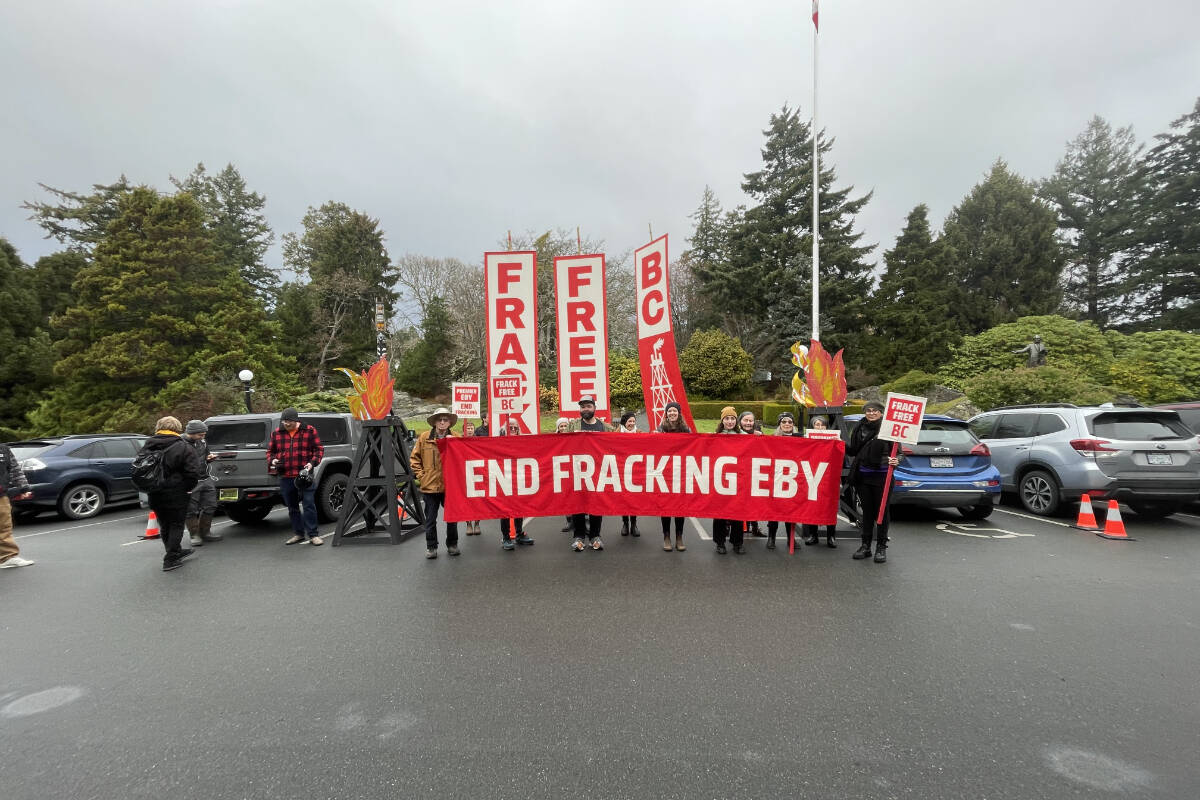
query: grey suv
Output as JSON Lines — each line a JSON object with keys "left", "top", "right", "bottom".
{"left": 203, "top": 412, "right": 361, "bottom": 524}
{"left": 968, "top": 405, "right": 1200, "bottom": 518}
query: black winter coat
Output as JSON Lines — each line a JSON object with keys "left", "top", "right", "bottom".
{"left": 143, "top": 433, "right": 204, "bottom": 509}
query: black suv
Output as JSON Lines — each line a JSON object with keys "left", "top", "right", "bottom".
{"left": 10, "top": 434, "right": 148, "bottom": 520}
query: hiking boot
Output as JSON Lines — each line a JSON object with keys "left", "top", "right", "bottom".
{"left": 502, "top": 539, "right": 515, "bottom": 551}
{"left": 620, "top": 521, "right": 629, "bottom": 536}
{"left": 425, "top": 548, "right": 437, "bottom": 559}
{"left": 826, "top": 533, "right": 838, "bottom": 548}
{"left": 873, "top": 547, "right": 887, "bottom": 563}
{"left": 852, "top": 545, "right": 872, "bottom": 560}
{"left": 516, "top": 535, "right": 534, "bottom": 546}
{"left": 630, "top": 521, "right": 641, "bottom": 537}
{"left": 766, "top": 536, "right": 776, "bottom": 550}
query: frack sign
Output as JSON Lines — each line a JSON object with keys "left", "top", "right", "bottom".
{"left": 484, "top": 251, "right": 539, "bottom": 435}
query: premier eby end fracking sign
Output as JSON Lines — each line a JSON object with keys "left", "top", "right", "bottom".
{"left": 451, "top": 382, "right": 481, "bottom": 420}
{"left": 554, "top": 254, "right": 610, "bottom": 421}
{"left": 878, "top": 392, "right": 928, "bottom": 445}
{"left": 484, "top": 251, "right": 539, "bottom": 435}
{"left": 634, "top": 235, "right": 696, "bottom": 432}
{"left": 437, "top": 433, "right": 843, "bottom": 524}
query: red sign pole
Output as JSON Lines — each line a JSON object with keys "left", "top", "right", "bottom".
{"left": 875, "top": 441, "right": 900, "bottom": 525}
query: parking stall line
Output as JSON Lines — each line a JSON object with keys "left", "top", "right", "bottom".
{"left": 14, "top": 513, "right": 147, "bottom": 539}
{"left": 993, "top": 507, "right": 1072, "bottom": 528}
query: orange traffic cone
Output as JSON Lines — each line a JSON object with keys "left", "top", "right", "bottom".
{"left": 141, "top": 511, "right": 161, "bottom": 540}
{"left": 1071, "top": 495, "right": 1100, "bottom": 531}
{"left": 396, "top": 495, "right": 408, "bottom": 520}
{"left": 1096, "top": 500, "right": 1136, "bottom": 541}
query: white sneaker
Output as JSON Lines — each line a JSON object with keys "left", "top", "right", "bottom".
{"left": 0, "top": 556, "right": 35, "bottom": 568}
{"left": 190, "top": 536, "right": 203, "bottom": 547}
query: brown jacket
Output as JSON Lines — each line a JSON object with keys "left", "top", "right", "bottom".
{"left": 410, "top": 429, "right": 456, "bottom": 493}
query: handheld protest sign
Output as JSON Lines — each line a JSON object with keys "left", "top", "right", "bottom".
{"left": 451, "top": 382, "right": 481, "bottom": 421}
{"left": 876, "top": 392, "right": 928, "bottom": 524}
{"left": 805, "top": 429, "right": 841, "bottom": 440}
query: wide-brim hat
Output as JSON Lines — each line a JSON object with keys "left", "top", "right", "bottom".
{"left": 427, "top": 407, "right": 459, "bottom": 427}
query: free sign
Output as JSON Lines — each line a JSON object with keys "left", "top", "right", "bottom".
{"left": 878, "top": 392, "right": 928, "bottom": 445}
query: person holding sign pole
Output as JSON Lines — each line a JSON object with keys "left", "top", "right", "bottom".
{"left": 846, "top": 401, "right": 901, "bottom": 563}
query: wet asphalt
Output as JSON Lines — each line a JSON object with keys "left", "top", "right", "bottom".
{"left": 2, "top": 502, "right": 1199, "bottom": 799}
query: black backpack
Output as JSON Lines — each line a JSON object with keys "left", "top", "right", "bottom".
{"left": 131, "top": 447, "right": 168, "bottom": 491}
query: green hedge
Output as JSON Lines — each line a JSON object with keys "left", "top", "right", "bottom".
{"left": 687, "top": 400, "right": 864, "bottom": 423}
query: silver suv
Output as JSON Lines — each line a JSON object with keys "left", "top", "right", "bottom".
{"left": 967, "top": 405, "right": 1200, "bottom": 518}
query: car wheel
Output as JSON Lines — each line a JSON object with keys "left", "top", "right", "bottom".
{"left": 1127, "top": 502, "right": 1180, "bottom": 519}
{"left": 224, "top": 502, "right": 274, "bottom": 525}
{"left": 59, "top": 483, "right": 106, "bottom": 520}
{"left": 1018, "top": 470, "right": 1060, "bottom": 516}
{"left": 316, "top": 472, "right": 349, "bottom": 523}
{"left": 957, "top": 504, "right": 994, "bottom": 520}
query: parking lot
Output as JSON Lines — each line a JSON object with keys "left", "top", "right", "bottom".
{"left": 3, "top": 500, "right": 1199, "bottom": 799}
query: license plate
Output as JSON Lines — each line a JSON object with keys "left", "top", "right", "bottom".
{"left": 1146, "top": 452, "right": 1172, "bottom": 466}
{"left": 218, "top": 488, "right": 240, "bottom": 502}
{"left": 929, "top": 456, "right": 954, "bottom": 468}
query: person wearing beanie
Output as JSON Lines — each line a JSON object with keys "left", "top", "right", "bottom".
{"left": 712, "top": 407, "right": 743, "bottom": 554}
{"left": 183, "top": 419, "right": 220, "bottom": 547}
{"left": 656, "top": 402, "right": 690, "bottom": 551}
{"left": 766, "top": 412, "right": 802, "bottom": 551}
{"left": 267, "top": 408, "right": 325, "bottom": 546}
{"left": 617, "top": 412, "right": 641, "bottom": 537}
{"left": 141, "top": 416, "right": 204, "bottom": 571}
{"left": 846, "top": 401, "right": 899, "bottom": 563}
{"left": 556, "top": 417, "right": 571, "bottom": 433}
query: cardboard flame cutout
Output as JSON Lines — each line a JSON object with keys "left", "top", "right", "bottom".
{"left": 790, "top": 340, "right": 847, "bottom": 408}
{"left": 336, "top": 358, "right": 394, "bottom": 420}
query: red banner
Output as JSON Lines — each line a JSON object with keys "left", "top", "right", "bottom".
{"left": 438, "top": 433, "right": 843, "bottom": 524}
{"left": 635, "top": 235, "right": 696, "bottom": 432}
{"left": 484, "top": 251, "right": 539, "bottom": 435}
{"left": 554, "top": 253, "right": 610, "bottom": 421}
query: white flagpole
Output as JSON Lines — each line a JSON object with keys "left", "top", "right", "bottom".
{"left": 811, "top": 2, "right": 820, "bottom": 343}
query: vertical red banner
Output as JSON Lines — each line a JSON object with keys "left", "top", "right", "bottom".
{"left": 634, "top": 235, "right": 695, "bottom": 432}
{"left": 484, "top": 251, "right": 539, "bottom": 435}
{"left": 554, "top": 254, "right": 610, "bottom": 422}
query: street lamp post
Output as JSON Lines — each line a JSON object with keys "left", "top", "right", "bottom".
{"left": 238, "top": 369, "right": 255, "bottom": 413}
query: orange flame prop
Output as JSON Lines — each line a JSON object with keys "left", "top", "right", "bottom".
{"left": 790, "top": 339, "right": 847, "bottom": 408}
{"left": 335, "top": 358, "right": 394, "bottom": 420}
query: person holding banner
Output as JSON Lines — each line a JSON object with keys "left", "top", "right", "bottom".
{"left": 571, "top": 395, "right": 609, "bottom": 552}
{"left": 499, "top": 419, "right": 535, "bottom": 550}
{"left": 737, "top": 411, "right": 766, "bottom": 539}
{"left": 555, "top": 417, "right": 577, "bottom": 533}
{"left": 617, "top": 412, "right": 641, "bottom": 538}
{"left": 711, "top": 407, "right": 745, "bottom": 555}
{"left": 656, "top": 402, "right": 690, "bottom": 551}
{"left": 800, "top": 415, "right": 839, "bottom": 548}
{"left": 460, "top": 419, "right": 481, "bottom": 535}
{"left": 766, "top": 412, "right": 802, "bottom": 551}
{"left": 410, "top": 408, "right": 462, "bottom": 559}
{"left": 846, "top": 401, "right": 901, "bottom": 563}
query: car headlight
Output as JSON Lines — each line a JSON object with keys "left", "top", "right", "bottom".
{"left": 19, "top": 458, "right": 46, "bottom": 472}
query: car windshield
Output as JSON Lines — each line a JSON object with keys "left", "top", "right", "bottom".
{"left": 917, "top": 423, "right": 975, "bottom": 447}
{"left": 206, "top": 421, "right": 270, "bottom": 448}
{"left": 1089, "top": 413, "right": 1191, "bottom": 441}
{"left": 11, "top": 443, "right": 58, "bottom": 460}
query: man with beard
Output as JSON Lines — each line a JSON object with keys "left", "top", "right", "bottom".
{"left": 571, "top": 395, "right": 610, "bottom": 552}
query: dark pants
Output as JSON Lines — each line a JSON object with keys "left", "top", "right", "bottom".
{"left": 573, "top": 513, "right": 601, "bottom": 541}
{"left": 661, "top": 516, "right": 684, "bottom": 536}
{"left": 767, "top": 521, "right": 798, "bottom": 540}
{"left": 800, "top": 523, "right": 835, "bottom": 539}
{"left": 712, "top": 519, "right": 743, "bottom": 547}
{"left": 186, "top": 481, "right": 217, "bottom": 517}
{"left": 500, "top": 517, "right": 524, "bottom": 539}
{"left": 279, "top": 477, "right": 318, "bottom": 538}
{"left": 421, "top": 491, "right": 458, "bottom": 548}
{"left": 149, "top": 501, "right": 187, "bottom": 562}
{"left": 856, "top": 481, "right": 890, "bottom": 547}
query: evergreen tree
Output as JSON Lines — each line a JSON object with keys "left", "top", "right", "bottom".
{"left": 31, "top": 188, "right": 292, "bottom": 432}
{"left": 394, "top": 296, "right": 455, "bottom": 397}
{"left": 0, "top": 239, "right": 55, "bottom": 434}
{"left": 717, "top": 106, "right": 875, "bottom": 363}
{"left": 172, "top": 163, "right": 278, "bottom": 303}
{"left": 30, "top": 251, "right": 86, "bottom": 321}
{"left": 22, "top": 177, "right": 134, "bottom": 251}
{"left": 942, "top": 160, "right": 1064, "bottom": 333}
{"left": 1126, "top": 97, "right": 1200, "bottom": 330}
{"left": 866, "top": 205, "right": 963, "bottom": 378}
{"left": 280, "top": 202, "right": 397, "bottom": 387}
{"left": 1040, "top": 116, "right": 1141, "bottom": 328}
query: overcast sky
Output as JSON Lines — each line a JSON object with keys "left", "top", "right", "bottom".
{"left": 3, "top": 0, "right": 1198, "bottom": 277}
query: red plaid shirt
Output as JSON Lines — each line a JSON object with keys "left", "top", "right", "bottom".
{"left": 266, "top": 423, "right": 324, "bottom": 478}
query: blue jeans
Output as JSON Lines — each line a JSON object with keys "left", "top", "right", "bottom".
{"left": 279, "top": 477, "right": 318, "bottom": 537}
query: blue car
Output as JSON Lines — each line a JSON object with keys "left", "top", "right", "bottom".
{"left": 10, "top": 434, "right": 148, "bottom": 520}
{"left": 841, "top": 414, "right": 1001, "bottom": 520}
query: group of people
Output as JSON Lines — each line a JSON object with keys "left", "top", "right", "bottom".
{"left": 413, "top": 397, "right": 901, "bottom": 564}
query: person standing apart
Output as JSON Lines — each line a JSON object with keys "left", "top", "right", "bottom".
{"left": 267, "top": 408, "right": 325, "bottom": 547}
{"left": 0, "top": 441, "right": 36, "bottom": 569}
{"left": 572, "top": 395, "right": 609, "bottom": 552}
{"left": 712, "top": 407, "right": 744, "bottom": 555}
{"left": 183, "top": 420, "right": 221, "bottom": 547}
{"left": 656, "top": 402, "right": 690, "bottom": 551}
{"left": 846, "top": 402, "right": 900, "bottom": 563}
{"left": 141, "top": 416, "right": 205, "bottom": 571}
{"left": 460, "top": 419, "right": 481, "bottom": 535}
{"left": 411, "top": 408, "right": 462, "bottom": 559}
{"left": 617, "top": 411, "right": 641, "bottom": 538}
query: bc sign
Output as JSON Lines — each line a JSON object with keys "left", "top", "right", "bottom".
{"left": 878, "top": 392, "right": 927, "bottom": 445}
